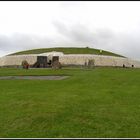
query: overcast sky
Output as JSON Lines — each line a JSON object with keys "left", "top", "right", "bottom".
{"left": 0, "top": 1, "right": 140, "bottom": 60}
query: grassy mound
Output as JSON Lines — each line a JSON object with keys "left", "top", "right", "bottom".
{"left": 10, "top": 47, "right": 124, "bottom": 57}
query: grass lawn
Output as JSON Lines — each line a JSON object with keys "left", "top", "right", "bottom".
{"left": 0, "top": 67, "right": 140, "bottom": 138}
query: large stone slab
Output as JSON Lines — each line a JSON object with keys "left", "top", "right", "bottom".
{"left": 0, "top": 76, "right": 69, "bottom": 80}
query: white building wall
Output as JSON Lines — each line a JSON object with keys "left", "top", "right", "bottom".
{"left": 0, "top": 53, "right": 140, "bottom": 68}
{"left": 59, "top": 54, "right": 140, "bottom": 68}
{"left": 0, "top": 55, "right": 37, "bottom": 66}
{"left": 0, "top": 57, "right": 4, "bottom": 66}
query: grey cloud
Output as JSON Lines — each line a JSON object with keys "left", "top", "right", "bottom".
{"left": 114, "top": 34, "right": 140, "bottom": 60}
{"left": 53, "top": 21, "right": 140, "bottom": 59}
{"left": 53, "top": 21, "right": 116, "bottom": 51}
{"left": 0, "top": 33, "right": 54, "bottom": 55}
{"left": 0, "top": 21, "right": 140, "bottom": 60}
{"left": 52, "top": 21, "right": 96, "bottom": 45}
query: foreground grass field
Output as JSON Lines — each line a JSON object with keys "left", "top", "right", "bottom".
{"left": 0, "top": 67, "right": 140, "bottom": 138}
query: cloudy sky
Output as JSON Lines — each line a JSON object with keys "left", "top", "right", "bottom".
{"left": 0, "top": 1, "right": 140, "bottom": 60}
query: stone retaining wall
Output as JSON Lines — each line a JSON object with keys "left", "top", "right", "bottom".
{"left": 0, "top": 55, "right": 37, "bottom": 67}
{"left": 0, "top": 54, "right": 140, "bottom": 68}
{"left": 59, "top": 54, "right": 140, "bottom": 68}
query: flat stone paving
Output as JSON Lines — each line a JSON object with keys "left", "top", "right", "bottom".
{"left": 0, "top": 76, "right": 69, "bottom": 80}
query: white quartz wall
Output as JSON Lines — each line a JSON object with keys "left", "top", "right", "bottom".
{"left": 59, "top": 54, "right": 140, "bottom": 68}
{"left": 0, "top": 55, "right": 37, "bottom": 66}
{"left": 0, "top": 54, "right": 140, "bottom": 68}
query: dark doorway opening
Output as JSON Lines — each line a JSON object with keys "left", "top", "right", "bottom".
{"left": 52, "top": 56, "right": 59, "bottom": 63}
{"left": 37, "top": 56, "right": 48, "bottom": 68}
{"left": 32, "top": 56, "right": 60, "bottom": 68}
{"left": 32, "top": 56, "right": 48, "bottom": 68}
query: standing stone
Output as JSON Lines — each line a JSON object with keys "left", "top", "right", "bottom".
{"left": 52, "top": 60, "right": 62, "bottom": 69}
{"left": 88, "top": 59, "right": 95, "bottom": 68}
{"left": 21, "top": 60, "right": 29, "bottom": 69}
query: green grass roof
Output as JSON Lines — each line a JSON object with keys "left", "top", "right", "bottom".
{"left": 10, "top": 47, "right": 124, "bottom": 57}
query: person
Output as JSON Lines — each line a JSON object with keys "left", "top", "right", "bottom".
{"left": 25, "top": 63, "right": 29, "bottom": 69}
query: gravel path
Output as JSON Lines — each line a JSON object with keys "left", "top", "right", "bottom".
{"left": 0, "top": 76, "right": 69, "bottom": 80}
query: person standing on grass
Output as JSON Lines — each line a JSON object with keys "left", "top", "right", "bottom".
{"left": 26, "top": 63, "right": 29, "bottom": 69}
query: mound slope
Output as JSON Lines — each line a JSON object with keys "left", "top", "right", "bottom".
{"left": 10, "top": 47, "right": 124, "bottom": 57}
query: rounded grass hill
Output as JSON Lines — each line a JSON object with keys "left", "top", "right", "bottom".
{"left": 4, "top": 47, "right": 140, "bottom": 68}
{"left": 10, "top": 47, "right": 124, "bottom": 57}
